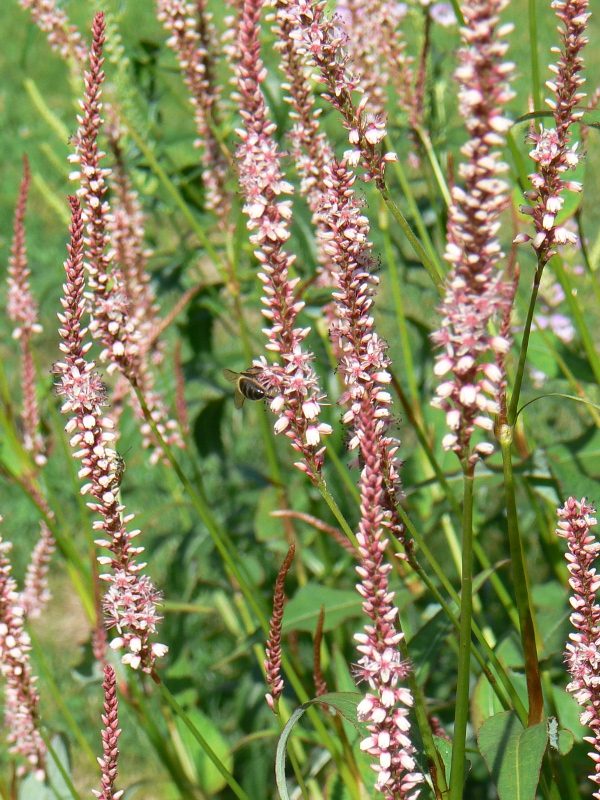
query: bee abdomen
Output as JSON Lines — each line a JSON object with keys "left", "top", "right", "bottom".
{"left": 239, "top": 378, "right": 267, "bottom": 401}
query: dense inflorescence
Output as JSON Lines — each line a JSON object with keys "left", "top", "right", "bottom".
{"left": 0, "top": 529, "right": 45, "bottom": 779}
{"left": 7, "top": 157, "right": 46, "bottom": 466}
{"left": 157, "top": 0, "right": 230, "bottom": 217}
{"left": 235, "top": 0, "right": 331, "bottom": 481}
{"left": 520, "top": 0, "right": 589, "bottom": 263}
{"left": 431, "top": 0, "right": 515, "bottom": 463}
{"left": 93, "top": 664, "right": 123, "bottom": 800}
{"left": 557, "top": 498, "right": 600, "bottom": 798}
{"left": 54, "top": 197, "right": 167, "bottom": 674}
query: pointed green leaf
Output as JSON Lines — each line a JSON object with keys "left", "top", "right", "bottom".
{"left": 477, "top": 711, "right": 547, "bottom": 800}
{"left": 283, "top": 584, "right": 362, "bottom": 633}
{"left": 275, "top": 693, "right": 361, "bottom": 800}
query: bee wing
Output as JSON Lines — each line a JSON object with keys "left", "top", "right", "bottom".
{"left": 223, "top": 369, "right": 240, "bottom": 383}
{"left": 233, "top": 386, "right": 246, "bottom": 409}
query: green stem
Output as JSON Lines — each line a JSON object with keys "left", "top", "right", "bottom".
{"left": 500, "top": 430, "right": 544, "bottom": 725}
{"left": 380, "top": 207, "right": 420, "bottom": 407}
{"left": 508, "top": 257, "right": 544, "bottom": 425}
{"left": 29, "top": 630, "right": 97, "bottom": 769}
{"left": 385, "top": 145, "right": 444, "bottom": 275}
{"left": 449, "top": 465, "right": 475, "bottom": 800}
{"left": 414, "top": 125, "right": 452, "bottom": 208}
{"left": 317, "top": 478, "right": 357, "bottom": 547}
{"left": 390, "top": 375, "right": 519, "bottom": 628}
{"left": 401, "top": 636, "right": 449, "bottom": 799}
{"left": 121, "top": 113, "right": 226, "bottom": 273}
{"left": 160, "top": 684, "right": 251, "bottom": 800}
{"left": 550, "top": 256, "right": 600, "bottom": 385}
{"left": 40, "top": 730, "right": 81, "bottom": 800}
{"left": 378, "top": 183, "right": 444, "bottom": 290}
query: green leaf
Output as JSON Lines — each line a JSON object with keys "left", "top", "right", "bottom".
{"left": 193, "top": 398, "right": 225, "bottom": 457}
{"left": 408, "top": 607, "right": 453, "bottom": 683}
{"left": 174, "top": 708, "right": 234, "bottom": 794}
{"left": 254, "top": 487, "right": 287, "bottom": 542}
{"left": 546, "top": 428, "right": 600, "bottom": 502}
{"left": 551, "top": 686, "right": 587, "bottom": 740}
{"left": 283, "top": 584, "right": 362, "bottom": 633}
{"left": 18, "top": 775, "right": 50, "bottom": 800}
{"left": 477, "top": 711, "right": 547, "bottom": 800}
{"left": 433, "top": 735, "right": 452, "bottom": 784}
{"left": 46, "top": 734, "right": 75, "bottom": 800}
{"left": 275, "top": 693, "right": 361, "bottom": 800}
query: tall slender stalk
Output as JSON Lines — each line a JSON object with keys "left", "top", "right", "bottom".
{"left": 500, "top": 430, "right": 544, "bottom": 725}
{"left": 449, "top": 464, "right": 474, "bottom": 800}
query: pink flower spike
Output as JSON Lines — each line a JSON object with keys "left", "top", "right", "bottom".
{"left": 286, "top": 0, "right": 391, "bottom": 184}
{"left": 7, "top": 155, "right": 46, "bottom": 467}
{"left": 264, "top": 544, "right": 295, "bottom": 713}
{"left": 156, "top": 0, "right": 230, "bottom": 219}
{"left": 54, "top": 197, "right": 167, "bottom": 674}
{"left": 0, "top": 526, "right": 45, "bottom": 778}
{"left": 20, "top": 522, "right": 55, "bottom": 620}
{"left": 557, "top": 497, "right": 600, "bottom": 798}
{"left": 431, "top": 0, "right": 515, "bottom": 464}
{"left": 352, "top": 399, "right": 422, "bottom": 797}
{"left": 234, "top": 0, "right": 330, "bottom": 481}
{"left": 93, "top": 664, "right": 124, "bottom": 800}
{"left": 18, "top": 0, "right": 87, "bottom": 65}
{"left": 524, "top": 0, "right": 590, "bottom": 264}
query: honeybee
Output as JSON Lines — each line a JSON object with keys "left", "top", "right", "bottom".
{"left": 223, "top": 367, "right": 273, "bottom": 409}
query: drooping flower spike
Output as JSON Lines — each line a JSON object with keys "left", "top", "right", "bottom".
{"left": 264, "top": 543, "right": 295, "bottom": 712}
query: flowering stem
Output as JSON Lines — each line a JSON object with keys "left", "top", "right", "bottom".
{"left": 378, "top": 183, "right": 444, "bottom": 290}
{"left": 508, "top": 257, "right": 544, "bottom": 425}
{"left": 449, "top": 463, "right": 475, "bottom": 800}
{"left": 316, "top": 478, "right": 357, "bottom": 547}
{"left": 414, "top": 124, "right": 452, "bottom": 208}
{"left": 385, "top": 142, "right": 444, "bottom": 273}
{"left": 500, "top": 429, "right": 544, "bottom": 725}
